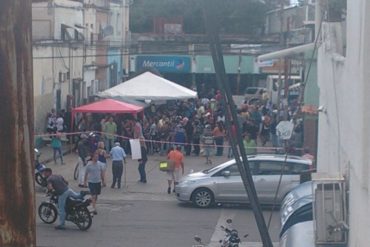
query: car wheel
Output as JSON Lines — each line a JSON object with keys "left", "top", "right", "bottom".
{"left": 192, "top": 188, "right": 214, "bottom": 208}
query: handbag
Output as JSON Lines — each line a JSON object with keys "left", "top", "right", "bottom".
{"left": 159, "top": 160, "right": 174, "bottom": 172}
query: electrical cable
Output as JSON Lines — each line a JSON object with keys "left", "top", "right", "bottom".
{"left": 266, "top": 8, "right": 326, "bottom": 230}
{"left": 295, "top": 10, "right": 325, "bottom": 114}
{"left": 31, "top": 44, "right": 280, "bottom": 59}
{"left": 267, "top": 149, "right": 289, "bottom": 229}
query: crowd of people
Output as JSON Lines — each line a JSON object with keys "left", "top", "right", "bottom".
{"left": 44, "top": 86, "right": 307, "bottom": 165}
{"left": 41, "top": 87, "right": 313, "bottom": 229}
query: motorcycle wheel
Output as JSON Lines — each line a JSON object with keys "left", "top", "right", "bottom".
{"left": 38, "top": 203, "right": 58, "bottom": 224}
{"left": 73, "top": 162, "right": 79, "bottom": 181}
{"left": 74, "top": 207, "right": 92, "bottom": 231}
{"left": 35, "top": 173, "right": 47, "bottom": 187}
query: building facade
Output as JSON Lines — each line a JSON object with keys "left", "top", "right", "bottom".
{"left": 32, "top": 0, "right": 129, "bottom": 134}
{"left": 317, "top": 0, "right": 369, "bottom": 246}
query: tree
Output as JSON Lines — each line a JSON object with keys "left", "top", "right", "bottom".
{"left": 0, "top": 0, "right": 36, "bottom": 246}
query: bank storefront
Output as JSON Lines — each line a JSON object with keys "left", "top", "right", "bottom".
{"left": 131, "top": 54, "right": 262, "bottom": 95}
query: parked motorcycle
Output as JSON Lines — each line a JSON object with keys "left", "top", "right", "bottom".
{"left": 34, "top": 148, "right": 47, "bottom": 187}
{"left": 194, "top": 219, "right": 248, "bottom": 247}
{"left": 38, "top": 191, "right": 93, "bottom": 231}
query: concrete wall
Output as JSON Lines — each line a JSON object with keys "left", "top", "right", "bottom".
{"left": 33, "top": 44, "right": 84, "bottom": 132}
{"left": 317, "top": 1, "right": 370, "bottom": 246}
{"left": 53, "top": 0, "right": 83, "bottom": 40}
{"left": 33, "top": 46, "right": 54, "bottom": 134}
{"left": 32, "top": 2, "right": 54, "bottom": 40}
{"left": 109, "top": 2, "right": 123, "bottom": 43}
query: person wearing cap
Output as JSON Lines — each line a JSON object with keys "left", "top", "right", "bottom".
{"left": 110, "top": 142, "right": 126, "bottom": 189}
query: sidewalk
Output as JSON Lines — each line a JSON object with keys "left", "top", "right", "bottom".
{"left": 37, "top": 143, "right": 229, "bottom": 201}
{"left": 36, "top": 137, "right": 280, "bottom": 201}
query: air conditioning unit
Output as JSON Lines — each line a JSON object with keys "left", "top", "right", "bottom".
{"left": 313, "top": 179, "right": 348, "bottom": 245}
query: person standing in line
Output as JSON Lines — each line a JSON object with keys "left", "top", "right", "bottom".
{"left": 243, "top": 133, "right": 257, "bottom": 155}
{"left": 104, "top": 116, "right": 117, "bottom": 152}
{"left": 213, "top": 121, "right": 225, "bottom": 156}
{"left": 183, "top": 117, "right": 194, "bottom": 156}
{"left": 174, "top": 124, "right": 186, "bottom": 152}
{"left": 167, "top": 146, "right": 184, "bottom": 194}
{"left": 55, "top": 113, "right": 64, "bottom": 132}
{"left": 227, "top": 121, "right": 237, "bottom": 158}
{"left": 192, "top": 120, "right": 203, "bottom": 156}
{"left": 138, "top": 139, "right": 148, "bottom": 183}
{"left": 46, "top": 112, "right": 56, "bottom": 134}
{"left": 202, "top": 124, "right": 215, "bottom": 165}
{"left": 97, "top": 141, "right": 109, "bottom": 171}
{"left": 77, "top": 134, "right": 89, "bottom": 187}
{"left": 110, "top": 142, "right": 126, "bottom": 189}
{"left": 133, "top": 118, "right": 144, "bottom": 139}
{"left": 84, "top": 151, "right": 106, "bottom": 215}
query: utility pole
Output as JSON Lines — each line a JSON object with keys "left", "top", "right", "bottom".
{"left": 122, "top": 0, "right": 131, "bottom": 80}
{"left": 0, "top": 1, "right": 36, "bottom": 246}
{"left": 202, "top": 1, "right": 273, "bottom": 246}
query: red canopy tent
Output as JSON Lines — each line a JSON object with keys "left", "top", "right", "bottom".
{"left": 72, "top": 98, "right": 143, "bottom": 114}
{"left": 72, "top": 99, "right": 144, "bottom": 128}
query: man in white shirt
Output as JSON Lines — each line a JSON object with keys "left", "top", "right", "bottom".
{"left": 56, "top": 114, "right": 64, "bottom": 132}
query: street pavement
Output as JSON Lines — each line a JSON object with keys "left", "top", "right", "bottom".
{"left": 35, "top": 143, "right": 280, "bottom": 247}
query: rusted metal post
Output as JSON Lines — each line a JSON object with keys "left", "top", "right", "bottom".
{"left": 0, "top": 0, "right": 36, "bottom": 246}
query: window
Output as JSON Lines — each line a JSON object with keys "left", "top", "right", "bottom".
{"left": 257, "top": 161, "right": 308, "bottom": 175}
{"left": 214, "top": 162, "right": 256, "bottom": 177}
{"left": 258, "top": 161, "right": 288, "bottom": 175}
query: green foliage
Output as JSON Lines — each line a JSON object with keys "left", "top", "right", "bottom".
{"left": 130, "top": 0, "right": 269, "bottom": 35}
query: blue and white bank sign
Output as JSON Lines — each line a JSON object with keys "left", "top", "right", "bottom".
{"left": 136, "top": 55, "right": 191, "bottom": 73}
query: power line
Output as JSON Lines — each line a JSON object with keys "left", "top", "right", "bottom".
{"left": 32, "top": 44, "right": 280, "bottom": 59}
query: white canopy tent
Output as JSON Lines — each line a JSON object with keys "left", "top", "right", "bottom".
{"left": 98, "top": 71, "right": 197, "bottom": 100}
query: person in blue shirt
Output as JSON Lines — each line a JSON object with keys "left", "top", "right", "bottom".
{"left": 110, "top": 142, "right": 126, "bottom": 189}
{"left": 174, "top": 124, "right": 186, "bottom": 152}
